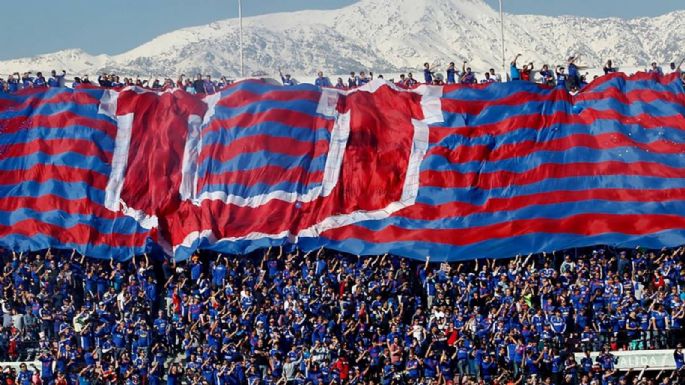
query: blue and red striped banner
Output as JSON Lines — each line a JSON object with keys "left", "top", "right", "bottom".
{"left": 1, "top": 72, "right": 684, "bottom": 261}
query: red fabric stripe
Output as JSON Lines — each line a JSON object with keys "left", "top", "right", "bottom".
{"left": 198, "top": 166, "right": 324, "bottom": 190}
{"left": 441, "top": 87, "right": 685, "bottom": 116}
{"left": 581, "top": 72, "right": 681, "bottom": 93}
{"left": 216, "top": 89, "right": 321, "bottom": 108}
{"left": 0, "top": 196, "right": 126, "bottom": 219}
{"left": 321, "top": 213, "right": 685, "bottom": 245}
{"left": 0, "top": 166, "right": 109, "bottom": 189}
{"left": 576, "top": 87, "right": 685, "bottom": 105}
{"left": 420, "top": 161, "right": 685, "bottom": 189}
{"left": 0, "top": 220, "right": 148, "bottom": 247}
{"left": 429, "top": 109, "right": 685, "bottom": 143}
{"left": 427, "top": 132, "right": 685, "bottom": 164}
{"left": 398, "top": 188, "right": 685, "bottom": 220}
{"left": 1, "top": 112, "right": 117, "bottom": 136}
{"left": 203, "top": 109, "right": 334, "bottom": 134}
{"left": 0, "top": 90, "right": 99, "bottom": 110}
{"left": 441, "top": 89, "right": 570, "bottom": 115}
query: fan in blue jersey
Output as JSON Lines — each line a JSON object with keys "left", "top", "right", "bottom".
{"left": 539, "top": 64, "right": 555, "bottom": 86}
{"left": 314, "top": 71, "right": 332, "bottom": 88}
{"left": 48, "top": 70, "right": 66, "bottom": 87}
{"left": 423, "top": 62, "right": 434, "bottom": 84}
{"left": 279, "top": 68, "right": 294, "bottom": 86}
{"left": 510, "top": 53, "right": 522, "bottom": 81}
{"left": 649, "top": 61, "right": 664, "bottom": 76}
{"left": 555, "top": 66, "right": 568, "bottom": 89}
{"left": 446, "top": 62, "right": 457, "bottom": 84}
{"left": 460, "top": 62, "right": 477, "bottom": 84}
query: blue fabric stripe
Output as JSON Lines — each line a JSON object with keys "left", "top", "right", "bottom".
{"left": 441, "top": 82, "right": 547, "bottom": 100}
{"left": 0, "top": 209, "right": 149, "bottom": 235}
{"left": 590, "top": 77, "right": 684, "bottom": 94}
{"left": 437, "top": 99, "right": 683, "bottom": 129}
{"left": 212, "top": 99, "right": 322, "bottom": 119}
{"left": 0, "top": 102, "right": 113, "bottom": 121}
{"left": 416, "top": 175, "right": 685, "bottom": 205}
{"left": 175, "top": 226, "right": 685, "bottom": 263}
{"left": 0, "top": 181, "right": 105, "bottom": 202}
{"left": 201, "top": 125, "right": 330, "bottom": 147}
{"left": 297, "top": 229, "right": 685, "bottom": 261}
{"left": 198, "top": 152, "right": 327, "bottom": 176}
{"left": 0, "top": 87, "right": 104, "bottom": 102}
{"left": 0, "top": 234, "right": 147, "bottom": 261}
{"left": 356, "top": 200, "right": 685, "bottom": 231}
{"left": 429, "top": 121, "right": 685, "bottom": 151}
{"left": 421, "top": 147, "right": 685, "bottom": 173}
{"left": 218, "top": 81, "right": 321, "bottom": 98}
{"left": 0, "top": 152, "right": 110, "bottom": 174}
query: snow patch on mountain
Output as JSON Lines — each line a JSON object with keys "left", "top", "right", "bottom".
{"left": 0, "top": 0, "right": 682, "bottom": 78}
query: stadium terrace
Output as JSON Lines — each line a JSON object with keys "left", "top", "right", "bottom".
{"left": 0, "top": 58, "right": 684, "bottom": 385}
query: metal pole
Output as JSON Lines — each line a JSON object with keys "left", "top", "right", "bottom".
{"left": 238, "top": 0, "right": 244, "bottom": 78}
{"left": 499, "top": 0, "right": 506, "bottom": 82}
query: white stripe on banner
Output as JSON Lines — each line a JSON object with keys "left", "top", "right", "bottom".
{"left": 180, "top": 115, "right": 203, "bottom": 201}
{"left": 104, "top": 112, "right": 132, "bottom": 212}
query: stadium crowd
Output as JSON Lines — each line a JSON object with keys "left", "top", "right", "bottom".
{"left": 2, "top": 56, "right": 685, "bottom": 95}
{"left": 0, "top": 245, "right": 683, "bottom": 385}
{"left": 1, "top": 56, "right": 685, "bottom": 385}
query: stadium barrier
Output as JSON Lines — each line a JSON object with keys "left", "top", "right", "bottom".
{"left": 573, "top": 350, "right": 677, "bottom": 371}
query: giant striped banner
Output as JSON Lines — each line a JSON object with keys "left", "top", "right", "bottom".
{"left": 1, "top": 72, "right": 684, "bottom": 261}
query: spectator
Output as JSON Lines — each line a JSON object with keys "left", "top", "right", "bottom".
{"left": 21, "top": 72, "right": 34, "bottom": 88}
{"left": 314, "top": 71, "right": 332, "bottom": 87}
{"left": 204, "top": 75, "right": 216, "bottom": 94}
{"left": 556, "top": 66, "right": 568, "bottom": 89}
{"left": 567, "top": 55, "right": 587, "bottom": 90}
{"left": 521, "top": 62, "right": 534, "bottom": 81}
{"left": 33, "top": 72, "right": 46, "bottom": 88}
{"left": 461, "top": 62, "right": 476, "bottom": 84}
{"left": 423, "top": 62, "right": 434, "bottom": 84}
{"left": 279, "top": 69, "right": 294, "bottom": 86}
{"left": 356, "top": 71, "right": 370, "bottom": 86}
{"left": 98, "top": 73, "right": 112, "bottom": 88}
{"left": 510, "top": 53, "right": 522, "bottom": 81}
{"left": 489, "top": 68, "right": 502, "bottom": 82}
{"left": 649, "top": 62, "right": 664, "bottom": 76}
{"left": 192, "top": 74, "right": 206, "bottom": 94}
{"left": 446, "top": 62, "right": 457, "bottom": 84}
{"left": 348, "top": 72, "right": 357, "bottom": 88}
{"left": 539, "top": 64, "right": 555, "bottom": 86}
{"left": 47, "top": 70, "right": 66, "bottom": 87}
{"left": 604, "top": 60, "right": 618, "bottom": 75}
{"left": 405, "top": 72, "right": 418, "bottom": 87}
{"left": 480, "top": 72, "right": 495, "bottom": 83}
{"left": 334, "top": 77, "right": 346, "bottom": 89}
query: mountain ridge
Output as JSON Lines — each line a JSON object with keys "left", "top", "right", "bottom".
{"left": 0, "top": 0, "right": 683, "bottom": 78}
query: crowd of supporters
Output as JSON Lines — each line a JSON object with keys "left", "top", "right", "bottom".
{"left": 2, "top": 57, "right": 685, "bottom": 95}
{"left": 0, "top": 245, "right": 684, "bottom": 385}
{"left": 298, "top": 56, "right": 685, "bottom": 93}
{"left": 0, "top": 72, "right": 234, "bottom": 94}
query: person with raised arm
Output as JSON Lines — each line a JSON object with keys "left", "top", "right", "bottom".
{"left": 510, "top": 53, "right": 522, "bottom": 81}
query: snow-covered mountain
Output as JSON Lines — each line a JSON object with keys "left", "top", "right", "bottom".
{"left": 0, "top": 0, "right": 683, "bottom": 78}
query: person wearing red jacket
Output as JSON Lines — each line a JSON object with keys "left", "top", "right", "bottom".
{"left": 331, "top": 356, "right": 350, "bottom": 382}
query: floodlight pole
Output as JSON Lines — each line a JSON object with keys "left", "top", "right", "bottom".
{"left": 239, "top": 0, "right": 244, "bottom": 78}
{"left": 499, "top": 0, "right": 506, "bottom": 81}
